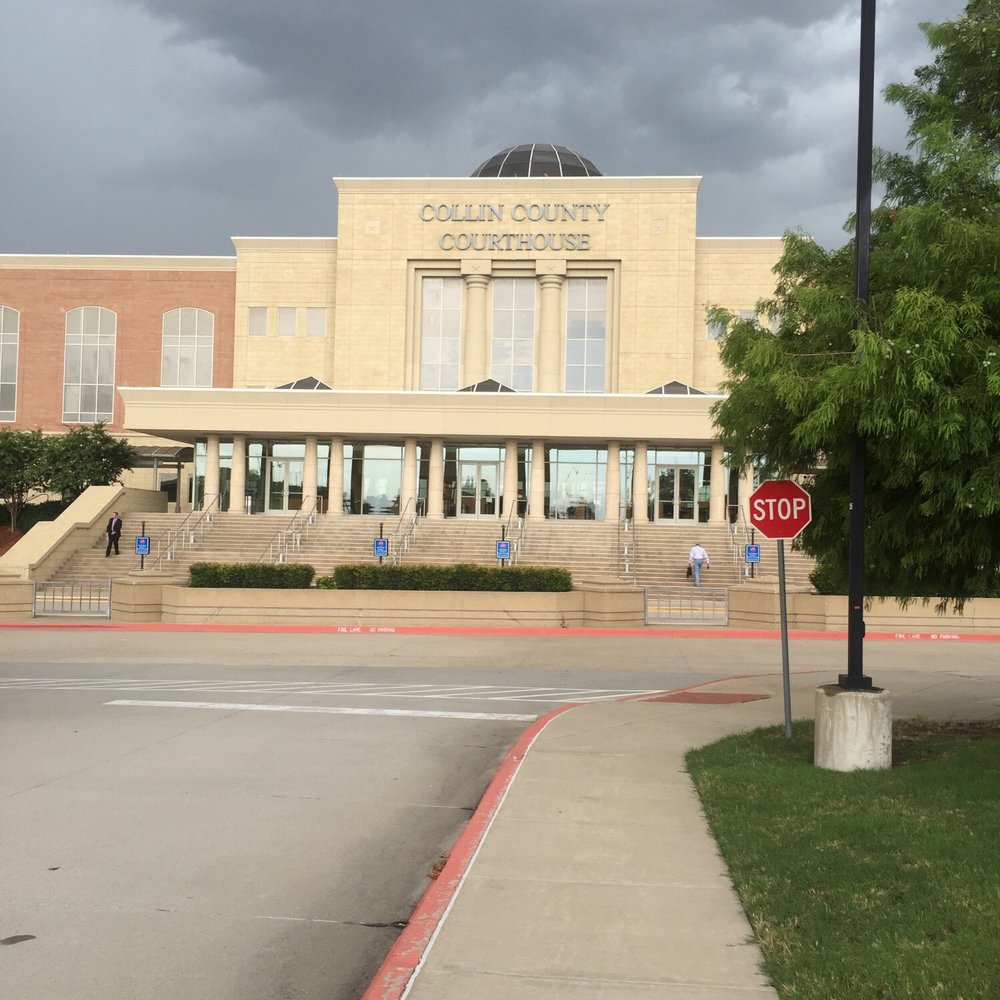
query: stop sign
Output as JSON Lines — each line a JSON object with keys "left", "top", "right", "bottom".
{"left": 748, "top": 480, "right": 812, "bottom": 539}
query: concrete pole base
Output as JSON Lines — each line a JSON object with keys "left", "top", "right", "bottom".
{"left": 814, "top": 684, "right": 892, "bottom": 772}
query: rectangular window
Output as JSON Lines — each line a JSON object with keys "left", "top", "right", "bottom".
{"left": 277, "top": 307, "right": 297, "bottom": 338}
{"left": 306, "top": 307, "right": 326, "bottom": 338}
{"left": 248, "top": 307, "right": 267, "bottom": 337}
{"left": 707, "top": 321, "right": 726, "bottom": 341}
{"left": 161, "top": 308, "right": 214, "bottom": 387}
{"left": 491, "top": 277, "right": 535, "bottom": 391}
{"left": 420, "top": 277, "right": 461, "bottom": 390}
{"left": 564, "top": 277, "right": 606, "bottom": 393}
{"left": 63, "top": 306, "right": 116, "bottom": 423}
{"left": 0, "top": 305, "right": 19, "bottom": 421}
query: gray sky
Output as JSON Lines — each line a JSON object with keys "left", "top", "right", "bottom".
{"left": 2, "top": 0, "right": 967, "bottom": 257}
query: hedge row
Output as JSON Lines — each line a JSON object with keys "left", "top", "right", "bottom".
{"left": 188, "top": 562, "right": 315, "bottom": 589}
{"left": 316, "top": 563, "right": 572, "bottom": 592}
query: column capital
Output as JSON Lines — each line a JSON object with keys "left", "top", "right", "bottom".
{"left": 538, "top": 272, "right": 565, "bottom": 290}
{"left": 463, "top": 272, "right": 491, "bottom": 290}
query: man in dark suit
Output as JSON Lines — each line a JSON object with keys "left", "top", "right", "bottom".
{"left": 105, "top": 511, "right": 123, "bottom": 556}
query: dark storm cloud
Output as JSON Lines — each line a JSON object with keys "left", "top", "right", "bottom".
{"left": 1, "top": 0, "right": 970, "bottom": 255}
{"left": 124, "top": 1, "right": 860, "bottom": 151}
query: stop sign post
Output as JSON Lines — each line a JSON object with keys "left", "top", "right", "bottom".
{"left": 748, "top": 480, "right": 812, "bottom": 737}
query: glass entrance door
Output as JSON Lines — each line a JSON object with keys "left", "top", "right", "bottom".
{"left": 459, "top": 462, "right": 499, "bottom": 517}
{"left": 266, "top": 458, "right": 304, "bottom": 512}
{"left": 655, "top": 465, "right": 697, "bottom": 522}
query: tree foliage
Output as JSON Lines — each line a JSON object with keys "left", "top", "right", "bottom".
{"left": 0, "top": 429, "right": 53, "bottom": 531}
{"left": 0, "top": 424, "right": 136, "bottom": 531}
{"left": 710, "top": 3, "right": 1000, "bottom": 606}
{"left": 47, "top": 424, "right": 138, "bottom": 500}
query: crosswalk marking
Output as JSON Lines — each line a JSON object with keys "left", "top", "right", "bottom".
{"left": 0, "top": 677, "right": 660, "bottom": 703}
{"left": 105, "top": 700, "right": 537, "bottom": 722}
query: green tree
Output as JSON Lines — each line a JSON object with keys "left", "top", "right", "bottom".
{"left": 47, "top": 424, "right": 137, "bottom": 500}
{"left": 710, "top": 3, "right": 1000, "bottom": 606}
{"left": 0, "top": 429, "right": 53, "bottom": 531}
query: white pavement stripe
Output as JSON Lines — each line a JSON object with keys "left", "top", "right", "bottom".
{"left": 105, "top": 699, "right": 537, "bottom": 722}
{"left": 1, "top": 677, "right": 655, "bottom": 702}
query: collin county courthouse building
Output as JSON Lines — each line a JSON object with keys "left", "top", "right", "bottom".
{"left": 0, "top": 144, "right": 782, "bottom": 529}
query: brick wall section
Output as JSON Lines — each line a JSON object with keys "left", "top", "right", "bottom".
{"left": 0, "top": 266, "right": 236, "bottom": 431}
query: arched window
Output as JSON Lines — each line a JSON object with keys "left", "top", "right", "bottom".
{"left": 161, "top": 308, "right": 214, "bottom": 386}
{"left": 63, "top": 306, "right": 116, "bottom": 423}
{"left": 0, "top": 305, "right": 19, "bottom": 421}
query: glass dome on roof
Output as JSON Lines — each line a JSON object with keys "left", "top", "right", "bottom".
{"left": 472, "top": 144, "right": 602, "bottom": 178}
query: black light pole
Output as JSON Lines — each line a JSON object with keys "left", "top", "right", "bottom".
{"left": 840, "top": 0, "right": 876, "bottom": 691}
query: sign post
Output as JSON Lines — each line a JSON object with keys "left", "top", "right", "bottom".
{"left": 135, "top": 520, "right": 150, "bottom": 570}
{"left": 373, "top": 524, "right": 388, "bottom": 563}
{"left": 748, "top": 480, "right": 813, "bottom": 737}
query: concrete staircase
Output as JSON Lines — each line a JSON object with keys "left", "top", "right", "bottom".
{"left": 47, "top": 510, "right": 817, "bottom": 591}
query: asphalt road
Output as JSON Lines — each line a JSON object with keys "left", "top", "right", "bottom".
{"left": 4, "top": 627, "right": 996, "bottom": 999}
{"left": 0, "top": 629, "right": 716, "bottom": 1000}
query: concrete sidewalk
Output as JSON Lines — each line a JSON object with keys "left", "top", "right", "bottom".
{"left": 365, "top": 664, "right": 1000, "bottom": 999}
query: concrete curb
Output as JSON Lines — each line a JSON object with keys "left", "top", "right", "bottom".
{"left": 360, "top": 702, "right": 578, "bottom": 1000}
{"left": 1, "top": 622, "right": 999, "bottom": 641}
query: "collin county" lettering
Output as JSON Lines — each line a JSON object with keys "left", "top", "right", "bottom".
{"left": 419, "top": 202, "right": 610, "bottom": 223}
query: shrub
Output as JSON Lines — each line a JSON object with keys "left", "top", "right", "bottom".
{"left": 189, "top": 562, "right": 315, "bottom": 589}
{"left": 315, "top": 563, "right": 571, "bottom": 592}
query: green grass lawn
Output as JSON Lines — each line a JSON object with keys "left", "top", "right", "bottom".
{"left": 686, "top": 719, "right": 1000, "bottom": 1000}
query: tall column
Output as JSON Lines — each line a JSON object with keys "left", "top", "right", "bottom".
{"left": 228, "top": 435, "right": 246, "bottom": 513}
{"left": 633, "top": 442, "right": 649, "bottom": 523}
{"left": 709, "top": 442, "right": 726, "bottom": 524}
{"left": 304, "top": 435, "right": 318, "bottom": 514}
{"left": 205, "top": 435, "right": 220, "bottom": 511}
{"left": 402, "top": 438, "right": 418, "bottom": 514}
{"left": 605, "top": 442, "right": 620, "bottom": 522}
{"left": 329, "top": 438, "right": 344, "bottom": 517}
{"left": 537, "top": 269, "right": 565, "bottom": 393}
{"left": 503, "top": 439, "right": 519, "bottom": 522}
{"left": 427, "top": 438, "right": 444, "bottom": 519}
{"left": 528, "top": 439, "right": 546, "bottom": 522}
{"left": 461, "top": 262, "right": 490, "bottom": 387}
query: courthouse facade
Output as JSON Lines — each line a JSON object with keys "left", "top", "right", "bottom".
{"left": 0, "top": 144, "right": 782, "bottom": 526}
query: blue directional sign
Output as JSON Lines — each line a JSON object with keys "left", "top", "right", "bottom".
{"left": 373, "top": 537, "right": 389, "bottom": 558}
{"left": 135, "top": 535, "right": 150, "bottom": 556}
{"left": 496, "top": 539, "right": 510, "bottom": 561}
{"left": 745, "top": 543, "right": 760, "bottom": 564}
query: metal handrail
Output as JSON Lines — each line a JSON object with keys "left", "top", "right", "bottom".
{"left": 729, "top": 502, "right": 755, "bottom": 581}
{"left": 500, "top": 495, "right": 525, "bottom": 566}
{"left": 259, "top": 495, "right": 322, "bottom": 564}
{"left": 148, "top": 493, "right": 221, "bottom": 570}
{"left": 389, "top": 497, "right": 419, "bottom": 566}
{"left": 617, "top": 501, "right": 636, "bottom": 584}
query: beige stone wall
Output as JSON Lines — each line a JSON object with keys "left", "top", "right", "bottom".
{"left": 694, "top": 238, "right": 784, "bottom": 390}
{"left": 149, "top": 583, "right": 646, "bottom": 629}
{"left": 728, "top": 584, "right": 1000, "bottom": 634}
{"left": 232, "top": 237, "right": 337, "bottom": 388}
{"left": 226, "top": 179, "right": 782, "bottom": 399}
{"left": 331, "top": 177, "right": 709, "bottom": 393}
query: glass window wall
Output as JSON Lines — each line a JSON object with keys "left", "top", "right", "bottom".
{"left": 546, "top": 447, "right": 607, "bottom": 520}
{"left": 344, "top": 443, "right": 403, "bottom": 515}
{"left": 491, "top": 277, "right": 535, "bottom": 391}
{"left": 420, "top": 277, "right": 461, "bottom": 390}
{"left": 565, "top": 278, "right": 606, "bottom": 393}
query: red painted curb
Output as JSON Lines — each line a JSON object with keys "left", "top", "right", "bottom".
{"left": 1, "top": 622, "right": 997, "bottom": 641}
{"left": 359, "top": 702, "right": 577, "bottom": 1000}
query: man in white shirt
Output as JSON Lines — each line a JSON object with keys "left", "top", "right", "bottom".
{"left": 688, "top": 543, "right": 710, "bottom": 586}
